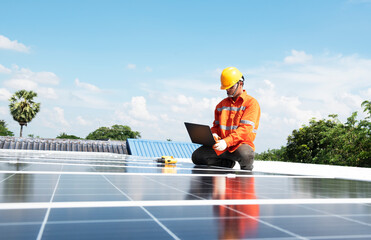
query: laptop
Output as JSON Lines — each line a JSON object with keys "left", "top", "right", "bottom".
{"left": 184, "top": 122, "right": 216, "bottom": 147}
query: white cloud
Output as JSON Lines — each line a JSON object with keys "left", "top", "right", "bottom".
{"left": 263, "top": 79, "right": 274, "bottom": 89}
{"left": 74, "top": 78, "right": 101, "bottom": 92}
{"left": 121, "top": 96, "right": 157, "bottom": 122}
{"left": 67, "top": 90, "right": 111, "bottom": 110}
{"left": 127, "top": 63, "right": 136, "bottom": 69}
{"left": 45, "top": 107, "right": 69, "bottom": 127}
{"left": 0, "top": 88, "right": 12, "bottom": 101}
{"left": 0, "top": 64, "right": 11, "bottom": 74}
{"left": 36, "top": 107, "right": 70, "bottom": 136}
{"left": 284, "top": 50, "right": 313, "bottom": 64}
{"left": 4, "top": 78, "right": 38, "bottom": 90}
{"left": 76, "top": 116, "right": 91, "bottom": 126}
{"left": 38, "top": 87, "right": 58, "bottom": 100}
{"left": 0, "top": 35, "right": 30, "bottom": 53}
{"left": 3, "top": 79, "right": 57, "bottom": 100}
{"left": 251, "top": 51, "right": 371, "bottom": 109}
{"left": 249, "top": 51, "right": 371, "bottom": 151}
{"left": 113, "top": 94, "right": 218, "bottom": 141}
{"left": 145, "top": 66, "right": 152, "bottom": 72}
{"left": 113, "top": 96, "right": 160, "bottom": 138}
{"left": 11, "top": 67, "right": 59, "bottom": 85}
{"left": 159, "top": 113, "right": 176, "bottom": 122}
{"left": 2, "top": 66, "right": 60, "bottom": 99}
{"left": 168, "top": 95, "right": 221, "bottom": 118}
{"left": 33, "top": 71, "right": 60, "bottom": 85}
{"left": 361, "top": 88, "right": 371, "bottom": 99}
{"left": 54, "top": 107, "right": 69, "bottom": 126}
{"left": 131, "top": 96, "right": 157, "bottom": 121}
{"left": 256, "top": 80, "right": 322, "bottom": 128}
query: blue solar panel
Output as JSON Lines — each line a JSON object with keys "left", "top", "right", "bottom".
{"left": 126, "top": 139, "right": 201, "bottom": 158}
{"left": 1, "top": 150, "right": 371, "bottom": 239}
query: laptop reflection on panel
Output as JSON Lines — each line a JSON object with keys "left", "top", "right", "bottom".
{"left": 184, "top": 122, "right": 216, "bottom": 147}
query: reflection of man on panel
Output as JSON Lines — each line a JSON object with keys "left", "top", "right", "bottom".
{"left": 213, "top": 177, "right": 259, "bottom": 239}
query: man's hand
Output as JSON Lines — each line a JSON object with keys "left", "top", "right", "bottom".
{"left": 213, "top": 133, "right": 221, "bottom": 142}
{"left": 213, "top": 139, "right": 227, "bottom": 151}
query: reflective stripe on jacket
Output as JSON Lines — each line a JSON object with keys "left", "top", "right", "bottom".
{"left": 211, "top": 90, "right": 260, "bottom": 153}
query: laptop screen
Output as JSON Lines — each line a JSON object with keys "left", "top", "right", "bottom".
{"left": 184, "top": 122, "right": 216, "bottom": 147}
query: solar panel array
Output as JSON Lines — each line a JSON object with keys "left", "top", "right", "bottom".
{"left": 1, "top": 149, "right": 371, "bottom": 239}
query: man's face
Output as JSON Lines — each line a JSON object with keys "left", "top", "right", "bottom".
{"left": 226, "top": 82, "right": 240, "bottom": 98}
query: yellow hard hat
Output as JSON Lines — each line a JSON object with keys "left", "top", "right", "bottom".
{"left": 220, "top": 67, "right": 243, "bottom": 90}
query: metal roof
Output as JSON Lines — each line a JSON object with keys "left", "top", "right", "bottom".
{"left": 0, "top": 136, "right": 127, "bottom": 154}
{"left": 126, "top": 138, "right": 200, "bottom": 158}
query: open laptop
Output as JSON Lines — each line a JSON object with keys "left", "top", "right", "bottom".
{"left": 184, "top": 122, "right": 216, "bottom": 147}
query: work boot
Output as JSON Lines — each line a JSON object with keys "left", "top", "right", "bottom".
{"left": 221, "top": 159, "right": 236, "bottom": 168}
{"left": 240, "top": 164, "right": 253, "bottom": 171}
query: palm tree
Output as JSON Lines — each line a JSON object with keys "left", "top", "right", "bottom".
{"left": 9, "top": 90, "right": 41, "bottom": 137}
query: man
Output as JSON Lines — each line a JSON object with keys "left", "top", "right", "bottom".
{"left": 192, "top": 67, "right": 260, "bottom": 170}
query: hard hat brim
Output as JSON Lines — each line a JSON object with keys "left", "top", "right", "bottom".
{"left": 220, "top": 79, "right": 239, "bottom": 90}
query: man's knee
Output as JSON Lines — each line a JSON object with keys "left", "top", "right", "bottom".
{"left": 236, "top": 144, "right": 255, "bottom": 170}
{"left": 191, "top": 147, "right": 204, "bottom": 165}
{"left": 192, "top": 146, "right": 213, "bottom": 165}
{"left": 239, "top": 147, "right": 254, "bottom": 161}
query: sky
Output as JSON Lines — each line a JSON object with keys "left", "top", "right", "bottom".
{"left": 0, "top": 0, "right": 370, "bottom": 153}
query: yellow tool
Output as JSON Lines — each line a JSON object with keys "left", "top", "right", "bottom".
{"left": 156, "top": 156, "right": 177, "bottom": 164}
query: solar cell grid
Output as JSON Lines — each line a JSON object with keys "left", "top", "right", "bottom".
{"left": 0, "top": 150, "right": 371, "bottom": 239}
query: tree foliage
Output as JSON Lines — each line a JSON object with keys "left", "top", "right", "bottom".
{"left": 86, "top": 125, "right": 141, "bottom": 141}
{"left": 56, "top": 132, "right": 81, "bottom": 139}
{"left": 255, "top": 147, "right": 285, "bottom": 161}
{"left": 256, "top": 101, "right": 371, "bottom": 168}
{"left": 0, "top": 120, "right": 14, "bottom": 136}
{"left": 9, "top": 90, "right": 40, "bottom": 137}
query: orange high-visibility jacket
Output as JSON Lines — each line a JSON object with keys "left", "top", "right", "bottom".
{"left": 211, "top": 90, "right": 260, "bottom": 153}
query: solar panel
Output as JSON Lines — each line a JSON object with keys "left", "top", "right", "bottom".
{"left": 1, "top": 149, "right": 371, "bottom": 239}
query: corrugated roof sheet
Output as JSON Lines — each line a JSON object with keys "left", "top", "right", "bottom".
{"left": 126, "top": 138, "right": 201, "bottom": 158}
{"left": 0, "top": 136, "right": 127, "bottom": 154}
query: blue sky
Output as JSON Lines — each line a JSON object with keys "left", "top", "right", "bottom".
{"left": 1, "top": 0, "right": 371, "bottom": 152}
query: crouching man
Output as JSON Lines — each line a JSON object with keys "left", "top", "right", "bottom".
{"left": 192, "top": 67, "right": 260, "bottom": 170}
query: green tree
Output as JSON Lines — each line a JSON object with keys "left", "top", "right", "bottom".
{"left": 285, "top": 117, "right": 337, "bottom": 164}
{"left": 259, "top": 101, "right": 370, "bottom": 167}
{"left": 255, "top": 147, "right": 286, "bottom": 161}
{"left": 0, "top": 120, "right": 14, "bottom": 136}
{"left": 9, "top": 90, "right": 40, "bottom": 137}
{"left": 56, "top": 132, "right": 81, "bottom": 139}
{"left": 362, "top": 100, "right": 371, "bottom": 117}
{"left": 323, "top": 101, "right": 371, "bottom": 167}
{"left": 86, "top": 124, "right": 141, "bottom": 141}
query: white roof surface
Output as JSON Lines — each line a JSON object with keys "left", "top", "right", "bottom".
{"left": 254, "top": 160, "right": 371, "bottom": 182}
{"left": 180, "top": 158, "right": 371, "bottom": 182}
